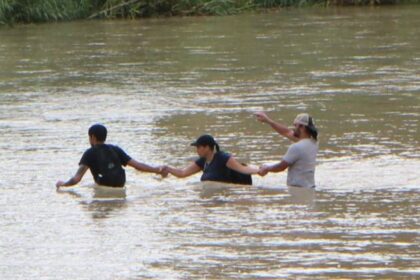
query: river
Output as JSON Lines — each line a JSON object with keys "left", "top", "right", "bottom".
{"left": 0, "top": 6, "right": 419, "bottom": 279}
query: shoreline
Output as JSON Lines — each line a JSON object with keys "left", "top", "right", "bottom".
{"left": 1, "top": 0, "right": 418, "bottom": 27}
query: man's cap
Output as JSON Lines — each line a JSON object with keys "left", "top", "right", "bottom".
{"left": 191, "top": 134, "right": 217, "bottom": 147}
{"left": 294, "top": 113, "right": 315, "bottom": 127}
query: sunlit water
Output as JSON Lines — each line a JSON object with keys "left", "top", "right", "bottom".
{"left": 0, "top": 6, "right": 419, "bottom": 279}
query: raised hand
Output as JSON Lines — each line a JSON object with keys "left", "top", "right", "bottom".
{"left": 56, "top": 180, "right": 65, "bottom": 189}
{"left": 254, "top": 111, "right": 271, "bottom": 123}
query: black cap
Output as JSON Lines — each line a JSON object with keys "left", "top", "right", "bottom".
{"left": 191, "top": 134, "right": 216, "bottom": 147}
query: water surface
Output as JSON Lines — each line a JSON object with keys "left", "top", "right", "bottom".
{"left": 0, "top": 6, "right": 419, "bottom": 279}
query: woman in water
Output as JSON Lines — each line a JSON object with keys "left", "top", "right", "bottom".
{"left": 164, "top": 135, "right": 258, "bottom": 185}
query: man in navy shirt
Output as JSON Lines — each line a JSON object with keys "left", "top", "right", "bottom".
{"left": 56, "top": 124, "right": 167, "bottom": 188}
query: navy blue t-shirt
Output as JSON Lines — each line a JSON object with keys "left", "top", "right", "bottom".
{"left": 195, "top": 151, "right": 232, "bottom": 183}
{"left": 79, "top": 144, "right": 131, "bottom": 187}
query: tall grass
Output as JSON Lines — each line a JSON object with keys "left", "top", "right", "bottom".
{"left": 0, "top": 0, "right": 93, "bottom": 24}
{"left": 0, "top": 0, "right": 417, "bottom": 25}
{"left": 93, "top": 0, "right": 320, "bottom": 17}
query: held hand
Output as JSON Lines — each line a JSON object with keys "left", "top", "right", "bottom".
{"left": 56, "top": 180, "right": 65, "bottom": 189}
{"left": 258, "top": 165, "right": 270, "bottom": 177}
{"left": 254, "top": 111, "right": 271, "bottom": 123}
{"left": 158, "top": 165, "right": 169, "bottom": 178}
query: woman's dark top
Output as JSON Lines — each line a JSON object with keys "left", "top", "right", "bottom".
{"left": 195, "top": 151, "right": 252, "bottom": 185}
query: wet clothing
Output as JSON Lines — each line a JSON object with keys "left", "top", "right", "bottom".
{"left": 79, "top": 144, "right": 131, "bottom": 187}
{"left": 283, "top": 138, "right": 318, "bottom": 188}
{"left": 195, "top": 151, "right": 252, "bottom": 185}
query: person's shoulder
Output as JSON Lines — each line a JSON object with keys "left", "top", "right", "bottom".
{"left": 290, "top": 141, "right": 302, "bottom": 149}
{"left": 80, "top": 146, "right": 96, "bottom": 165}
{"left": 109, "top": 145, "right": 131, "bottom": 157}
{"left": 216, "top": 151, "right": 231, "bottom": 164}
{"left": 108, "top": 144, "right": 124, "bottom": 152}
{"left": 301, "top": 139, "right": 318, "bottom": 148}
{"left": 195, "top": 157, "right": 206, "bottom": 168}
{"left": 294, "top": 139, "right": 317, "bottom": 152}
{"left": 83, "top": 146, "right": 95, "bottom": 154}
{"left": 216, "top": 151, "right": 231, "bottom": 158}
{"left": 195, "top": 156, "right": 205, "bottom": 163}
{"left": 288, "top": 141, "right": 304, "bottom": 154}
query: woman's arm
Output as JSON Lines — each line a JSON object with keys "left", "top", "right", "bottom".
{"left": 226, "top": 157, "right": 259, "bottom": 175}
{"left": 165, "top": 162, "right": 201, "bottom": 178}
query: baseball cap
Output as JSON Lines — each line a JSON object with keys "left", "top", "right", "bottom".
{"left": 191, "top": 134, "right": 217, "bottom": 147}
{"left": 294, "top": 113, "right": 314, "bottom": 127}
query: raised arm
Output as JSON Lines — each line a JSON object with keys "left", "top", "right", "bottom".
{"left": 255, "top": 112, "right": 299, "bottom": 143}
{"left": 165, "top": 162, "right": 201, "bottom": 178}
{"left": 56, "top": 165, "right": 89, "bottom": 188}
{"left": 226, "top": 157, "right": 259, "bottom": 175}
{"left": 127, "top": 159, "right": 163, "bottom": 175}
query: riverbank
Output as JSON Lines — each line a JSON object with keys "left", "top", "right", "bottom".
{"left": 0, "top": 0, "right": 419, "bottom": 25}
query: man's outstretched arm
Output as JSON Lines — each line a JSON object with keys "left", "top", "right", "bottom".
{"left": 255, "top": 112, "right": 299, "bottom": 143}
{"left": 56, "top": 165, "right": 89, "bottom": 188}
{"left": 258, "top": 160, "right": 289, "bottom": 176}
{"left": 127, "top": 159, "right": 165, "bottom": 175}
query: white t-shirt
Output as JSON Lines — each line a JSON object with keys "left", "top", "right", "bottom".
{"left": 283, "top": 138, "right": 318, "bottom": 188}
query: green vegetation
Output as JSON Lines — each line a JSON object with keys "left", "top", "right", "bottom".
{"left": 0, "top": 0, "right": 417, "bottom": 25}
{"left": 0, "top": 0, "right": 92, "bottom": 24}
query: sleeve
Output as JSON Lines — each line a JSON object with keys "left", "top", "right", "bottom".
{"left": 79, "top": 149, "right": 92, "bottom": 167}
{"left": 220, "top": 152, "right": 231, "bottom": 166}
{"left": 283, "top": 144, "right": 300, "bottom": 165}
{"left": 195, "top": 157, "right": 206, "bottom": 170}
{"left": 113, "top": 146, "right": 132, "bottom": 166}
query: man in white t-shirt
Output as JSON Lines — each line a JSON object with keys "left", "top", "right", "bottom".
{"left": 255, "top": 112, "right": 319, "bottom": 188}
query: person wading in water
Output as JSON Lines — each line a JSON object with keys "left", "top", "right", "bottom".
{"left": 255, "top": 112, "right": 319, "bottom": 189}
{"left": 163, "top": 134, "right": 258, "bottom": 185}
{"left": 56, "top": 124, "right": 167, "bottom": 189}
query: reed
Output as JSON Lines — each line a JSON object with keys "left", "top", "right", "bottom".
{"left": 0, "top": 0, "right": 417, "bottom": 25}
{"left": 0, "top": 0, "right": 93, "bottom": 24}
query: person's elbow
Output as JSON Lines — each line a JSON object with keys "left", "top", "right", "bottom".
{"left": 278, "top": 161, "right": 289, "bottom": 172}
{"left": 283, "top": 131, "right": 298, "bottom": 141}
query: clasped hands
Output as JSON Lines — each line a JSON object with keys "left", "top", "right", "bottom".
{"left": 157, "top": 165, "right": 270, "bottom": 178}
{"left": 157, "top": 165, "right": 170, "bottom": 178}
{"left": 258, "top": 164, "right": 270, "bottom": 177}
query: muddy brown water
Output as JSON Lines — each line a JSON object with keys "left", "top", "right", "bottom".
{"left": 0, "top": 6, "right": 419, "bottom": 279}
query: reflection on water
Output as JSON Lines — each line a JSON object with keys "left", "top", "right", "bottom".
{"left": 288, "top": 186, "right": 316, "bottom": 205}
{"left": 92, "top": 185, "right": 127, "bottom": 199}
{"left": 57, "top": 185, "right": 128, "bottom": 219}
{"left": 81, "top": 200, "right": 128, "bottom": 220}
{"left": 198, "top": 181, "right": 235, "bottom": 199}
{"left": 0, "top": 5, "right": 419, "bottom": 279}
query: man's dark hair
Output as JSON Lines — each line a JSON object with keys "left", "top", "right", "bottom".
{"left": 88, "top": 124, "right": 107, "bottom": 142}
{"left": 305, "top": 117, "right": 318, "bottom": 141}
